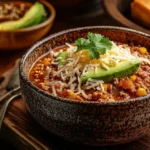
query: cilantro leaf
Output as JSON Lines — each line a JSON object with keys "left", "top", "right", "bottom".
{"left": 75, "top": 38, "right": 90, "bottom": 51}
{"left": 75, "top": 32, "right": 112, "bottom": 59}
{"left": 87, "top": 32, "right": 103, "bottom": 42}
{"left": 88, "top": 48, "right": 100, "bottom": 59}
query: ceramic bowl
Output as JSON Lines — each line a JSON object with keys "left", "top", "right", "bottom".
{"left": 0, "top": 0, "right": 55, "bottom": 50}
{"left": 19, "top": 26, "right": 150, "bottom": 146}
{"left": 103, "top": 0, "right": 150, "bottom": 34}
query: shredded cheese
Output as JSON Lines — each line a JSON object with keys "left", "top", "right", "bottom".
{"left": 85, "top": 78, "right": 104, "bottom": 91}
{"left": 47, "top": 41, "right": 149, "bottom": 98}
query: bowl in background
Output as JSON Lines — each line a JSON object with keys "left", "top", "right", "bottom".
{"left": 0, "top": 0, "right": 55, "bottom": 51}
{"left": 103, "top": 0, "right": 150, "bottom": 34}
{"left": 48, "top": 0, "right": 103, "bottom": 17}
{"left": 20, "top": 26, "right": 150, "bottom": 146}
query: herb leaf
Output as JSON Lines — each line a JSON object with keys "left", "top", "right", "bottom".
{"left": 75, "top": 32, "right": 112, "bottom": 59}
{"left": 75, "top": 38, "right": 90, "bottom": 50}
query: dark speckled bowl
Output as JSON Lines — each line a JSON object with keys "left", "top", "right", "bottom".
{"left": 19, "top": 26, "right": 150, "bottom": 146}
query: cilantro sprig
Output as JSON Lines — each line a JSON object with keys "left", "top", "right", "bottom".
{"left": 75, "top": 32, "right": 112, "bottom": 59}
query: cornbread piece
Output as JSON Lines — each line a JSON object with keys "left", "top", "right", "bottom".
{"left": 131, "top": 0, "right": 150, "bottom": 28}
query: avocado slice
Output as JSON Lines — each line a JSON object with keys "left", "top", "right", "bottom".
{"left": 0, "top": 2, "right": 46, "bottom": 30}
{"left": 81, "top": 60, "right": 140, "bottom": 83}
{"left": 57, "top": 51, "right": 68, "bottom": 65}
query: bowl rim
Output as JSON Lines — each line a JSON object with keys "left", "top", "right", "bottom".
{"left": 103, "top": 0, "right": 150, "bottom": 35}
{"left": 0, "top": 0, "right": 56, "bottom": 32}
{"left": 20, "top": 26, "right": 150, "bottom": 106}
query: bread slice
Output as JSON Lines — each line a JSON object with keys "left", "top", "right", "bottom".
{"left": 131, "top": 0, "right": 150, "bottom": 28}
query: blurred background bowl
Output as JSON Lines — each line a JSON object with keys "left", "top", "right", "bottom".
{"left": 104, "top": 0, "right": 150, "bottom": 34}
{"left": 0, "top": 0, "right": 55, "bottom": 51}
{"left": 49, "top": 0, "right": 103, "bottom": 21}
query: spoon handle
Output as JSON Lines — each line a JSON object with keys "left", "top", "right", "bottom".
{"left": 0, "top": 92, "right": 21, "bottom": 130}
{"left": 0, "top": 86, "right": 20, "bottom": 102}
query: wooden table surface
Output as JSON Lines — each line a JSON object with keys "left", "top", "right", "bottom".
{"left": 0, "top": 3, "right": 150, "bottom": 150}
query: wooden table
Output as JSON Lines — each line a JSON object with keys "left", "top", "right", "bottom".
{"left": 0, "top": 4, "right": 150, "bottom": 150}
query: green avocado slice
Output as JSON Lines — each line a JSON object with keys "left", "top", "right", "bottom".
{"left": 81, "top": 60, "right": 140, "bottom": 83}
{"left": 0, "top": 2, "right": 46, "bottom": 30}
{"left": 57, "top": 51, "right": 68, "bottom": 65}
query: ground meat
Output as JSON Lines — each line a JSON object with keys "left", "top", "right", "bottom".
{"left": 119, "top": 91, "right": 130, "bottom": 100}
{"left": 0, "top": 3, "right": 28, "bottom": 23}
{"left": 92, "top": 91, "right": 100, "bottom": 101}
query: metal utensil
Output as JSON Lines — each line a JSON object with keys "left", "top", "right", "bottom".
{"left": 0, "top": 59, "right": 21, "bottom": 130}
{"left": 0, "top": 91, "right": 21, "bottom": 130}
{"left": 0, "top": 86, "right": 20, "bottom": 102}
{"left": 6, "top": 59, "right": 20, "bottom": 91}
{"left": 0, "top": 58, "right": 20, "bottom": 96}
